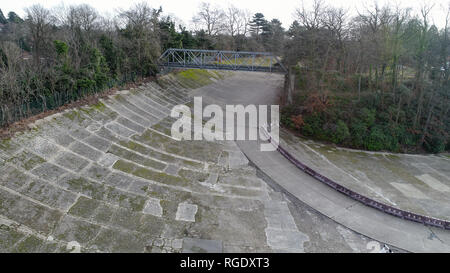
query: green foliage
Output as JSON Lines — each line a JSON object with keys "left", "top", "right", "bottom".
{"left": 159, "top": 19, "right": 183, "bottom": 50}
{"left": 359, "top": 108, "right": 376, "bottom": 128}
{"left": 366, "top": 126, "right": 387, "bottom": 151}
{"left": 0, "top": 9, "right": 7, "bottom": 24}
{"left": 99, "top": 35, "right": 122, "bottom": 78}
{"left": 7, "top": 12, "right": 23, "bottom": 23}
{"left": 53, "top": 40, "right": 68, "bottom": 56}
{"left": 249, "top": 13, "right": 268, "bottom": 35}
{"left": 302, "top": 113, "right": 325, "bottom": 138}
{"left": 0, "top": 48, "right": 7, "bottom": 68}
{"left": 333, "top": 120, "right": 350, "bottom": 144}
{"left": 423, "top": 135, "right": 445, "bottom": 154}
{"left": 280, "top": 106, "right": 297, "bottom": 129}
{"left": 350, "top": 120, "right": 367, "bottom": 147}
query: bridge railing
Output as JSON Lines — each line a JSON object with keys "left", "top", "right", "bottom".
{"left": 158, "top": 48, "right": 287, "bottom": 73}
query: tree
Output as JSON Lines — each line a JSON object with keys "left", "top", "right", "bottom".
{"left": 262, "top": 19, "right": 285, "bottom": 54}
{"left": 249, "top": 13, "right": 267, "bottom": 36}
{"left": 225, "top": 5, "right": 239, "bottom": 38}
{"left": 413, "top": 3, "right": 434, "bottom": 130}
{"left": 159, "top": 16, "right": 182, "bottom": 50}
{"left": 25, "top": 4, "right": 55, "bottom": 66}
{"left": 192, "top": 2, "right": 225, "bottom": 36}
{"left": 59, "top": 4, "right": 100, "bottom": 70}
{"left": 0, "top": 9, "right": 7, "bottom": 24}
{"left": 224, "top": 5, "right": 249, "bottom": 38}
{"left": 389, "top": 6, "right": 410, "bottom": 98}
{"left": 282, "top": 1, "right": 449, "bottom": 152}
{"left": 333, "top": 120, "right": 350, "bottom": 143}
{"left": 118, "top": 2, "right": 162, "bottom": 77}
{"left": 8, "top": 12, "right": 24, "bottom": 24}
{"left": 322, "top": 7, "right": 348, "bottom": 72}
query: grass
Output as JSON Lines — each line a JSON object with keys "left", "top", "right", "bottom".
{"left": 173, "top": 69, "right": 228, "bottom": 89}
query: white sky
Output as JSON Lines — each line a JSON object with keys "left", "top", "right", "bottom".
{"left": 1, "top": 0, "right": 449, "bottom": 29}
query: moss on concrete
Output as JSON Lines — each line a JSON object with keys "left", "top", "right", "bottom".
{"left": 174, "top": 69, "right": 221, "bottom": 88}
{"left": 113, "top": 160, "right": 187, "bottom": 187}
{"left": 12, "top": 236, "right": 43, "bottom": 253}
{"left": 108, "top": 145, "right": 166, "bottom": 171}
{"left": 68, "top": 196, "right": 101, "bottom": 218}
{"left": 7, "top": 150, "right": 46, "bottom": 171}
{"left": 178, "top": 169, "right": 209, "bottom": 182}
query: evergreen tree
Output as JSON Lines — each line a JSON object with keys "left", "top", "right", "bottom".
{"left": 0, "top": 9, "right": 7, "bottom": 24}
{"left": 262, "top": 19, "right": 285, "bottom": 53}
{"left": 249, "top": 13, "right": 267, "bottom": 36}
{"left": 7, "top": 12, "right": 23, "bottom": 23}
{"left": 159, "top": 18, "right": 183, "bottom": 50}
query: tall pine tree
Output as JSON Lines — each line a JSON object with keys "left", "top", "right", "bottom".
{"left": 0, "top": 9, "right": 7, "bottom": 24}
{"left": 249, "top": 13, "right": 268, "bottom": 36}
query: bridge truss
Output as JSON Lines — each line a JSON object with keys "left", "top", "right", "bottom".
{"left": 158, "top": 48, "right": 287, "bottom": 73}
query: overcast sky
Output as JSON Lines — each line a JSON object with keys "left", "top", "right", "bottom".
{"left": 1, "top": 0, "right": 449, "bottom": 29}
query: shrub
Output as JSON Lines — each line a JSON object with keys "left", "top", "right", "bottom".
{"left": 333, "top": 120, "right": 350, "bottom": 144}
{"left": 359, "top": 108, "right": 376, "bottom": 128}
{"left": 350, "top": 119, "right": 367, "bottom": 148}
{"left": 423, "top": 135, "right": 445, "bottom": 154}
{"left": 302, "top": 113, "right": 324, "bottom": 137}
{"left": 291, "top": 114, "right": 305, "bottom": 129}
{"left": 53, "top": 40, "right": 68, "bottom": 56}
{"left": 366, "top": 126, "right": 386, "bottom": 151}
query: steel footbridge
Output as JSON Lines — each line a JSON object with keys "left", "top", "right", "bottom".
{"left": 158, "top": 48, "right": 287, "bottom": 73}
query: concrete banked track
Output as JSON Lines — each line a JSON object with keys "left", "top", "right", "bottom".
{"left": 192, "top": 71, "right": 450, "bottom": 253}
{"left": 0, "top": 70, "right": 448, "bottom": 253}
{"left": 0, "top": 70, "right": 384, "bottom": 253}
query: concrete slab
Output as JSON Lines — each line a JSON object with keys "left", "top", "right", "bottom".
{"left": 182, "top": 238, "right": 223, "bottom": 253}
{"left": 265, "top": 228, "right": 308, "bottom": 252}
{"left": 143, "top": 198, "right": 163, "bottom": 217}
{"left": 390, "top": 183, "right": 429, "bottom": 199}
{"left": 416, "top": 174, "right": 450, "bottom": 192}
{"left": 175, "top": 203, "right": 198, "bottom": 222}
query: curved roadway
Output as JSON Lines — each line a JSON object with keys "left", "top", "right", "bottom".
{"left": 192, "top": 71, "right": 450, "bottom": 253}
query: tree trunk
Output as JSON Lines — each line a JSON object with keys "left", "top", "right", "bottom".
{"left": 287, "top": 67, "right": 294, "bottom": 105}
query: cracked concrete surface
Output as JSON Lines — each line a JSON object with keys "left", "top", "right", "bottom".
{"left": 193, "top": 71, "right": 449, "bottom": 252}
{"left": 0, "top": 70, "right": 397, "bottom": 253}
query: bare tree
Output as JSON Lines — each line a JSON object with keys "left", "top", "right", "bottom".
{"left": 240, "top": 9, "right": 252, "bottom": 36}
{"left": 224, "top": 5, "right": 250, "bottom": 38}
{"left": 322, "top": 7, "right": 348, "bottom": 72}
{"left": 66, "top": 4, "right": 99, "bottom": 33}
{"left": 295, "top": 0, "right": 326, "bottom": 30}
{"left": 390, "top": 5, "right": 410, "bottom": 97}
{"left": 55, "top": 4, "right": 101, "bottom": 69}
{"left": 118, "top": 2, "right": 162, "bottom": 76}
{"left": 225, "top": 5, "right": 239, "bottom": 37}
{"left": 25, "top": 4, "right": 54, "bottom": 65}
{"left": 413, "top": 3, "right": 434, "bottom": 129}
{"left": 192, "top": 2, "right": 225, "bottom": 36}
{"left": 356, "top": 1, "right": 394, "bottom": 89}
